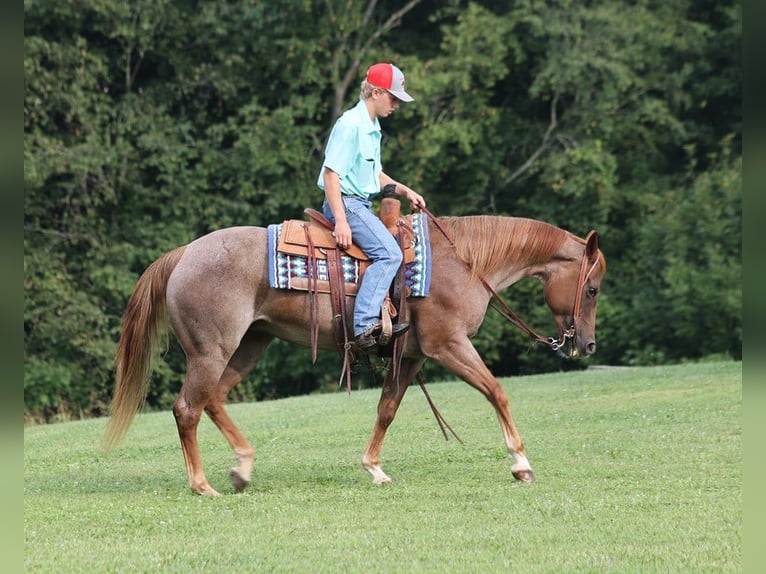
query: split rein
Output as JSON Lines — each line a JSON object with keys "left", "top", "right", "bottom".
{"left": 418, "top": 206, "right": 597, "bottom": 353}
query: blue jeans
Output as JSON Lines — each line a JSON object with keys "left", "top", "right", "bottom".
{"left": 323, "top": 196, "right": 403, "bottom": 336}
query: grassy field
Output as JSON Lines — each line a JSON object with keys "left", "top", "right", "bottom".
{"left": 24, "top": 361, "right": 741, "bottom": 573}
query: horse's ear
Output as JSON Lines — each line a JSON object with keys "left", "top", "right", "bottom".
{"left": 585, "top": 230, "right": 599, "bottom": 259}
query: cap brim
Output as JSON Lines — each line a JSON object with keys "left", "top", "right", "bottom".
{"left": 388, "top": 90, "right": 414, "bottom": 102}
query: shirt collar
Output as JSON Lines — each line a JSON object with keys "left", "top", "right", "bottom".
{"left": 354, "top": 99, "right": 380, "bottom": 134}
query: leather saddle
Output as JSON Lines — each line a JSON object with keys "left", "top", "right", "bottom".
{"left": 279, "top": 213, "right": 369, "bottom": 262}
{"left": 274, "top": 197, "right": 416, "bottom": 390}
{"left": 275, "top": 205, "right": 416, "bottom": 295}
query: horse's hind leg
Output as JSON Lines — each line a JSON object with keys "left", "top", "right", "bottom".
{"left": 362, "top": 358, "right": 425, "bottom": 484}
{"left": 173, "top": 355, "right": 230, "bottom": 496}
{"left": 204, "top": 331, "right": 273, "bottom": 493}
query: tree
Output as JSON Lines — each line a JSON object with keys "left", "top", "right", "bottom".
{"left": 24, "top": 0, "right": 741, "bottom": 422}
{"left": 606, "top": 138, "right": 741, "bottom": 364}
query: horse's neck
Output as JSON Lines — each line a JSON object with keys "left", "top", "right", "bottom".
{"left": 444, "top": 216, "right": 572, "bottom": 289}
{"left": 488, "top": 259, "right": 544, "bottom": 292}
{"left": 492, "top": 232, "right": 581, "bottom": 290}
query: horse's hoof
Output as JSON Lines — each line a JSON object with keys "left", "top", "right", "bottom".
{"left": 364, "top": 463, "right": 393, "bottom": 485}
{"left": 372, "top": 476, "right": 393, "bottom": 485}
{"left": 193, "top": 485, "right": 221, "bottom": 496}
{"left": 230, "top": 469, "right": 250, "bottom": 493}
{"left": 512, "top": 469, "right": 536, "bottom": 483}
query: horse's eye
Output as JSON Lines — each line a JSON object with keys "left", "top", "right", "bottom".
{"left": 587, "top": 287, "right": 598, "bottom": 298}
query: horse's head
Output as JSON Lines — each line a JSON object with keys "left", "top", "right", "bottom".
{"left": 544, "top": 230, "right": 605, "bottom": 359}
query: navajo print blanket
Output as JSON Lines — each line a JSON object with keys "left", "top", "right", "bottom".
{"left": 267, "top": 212, "right": 431, "bottom": 297}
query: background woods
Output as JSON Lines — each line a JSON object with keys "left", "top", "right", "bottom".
{"left": 24, "top": 0, "right": 741, "bottom": 422}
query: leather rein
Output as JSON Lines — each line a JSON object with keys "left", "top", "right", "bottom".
{"left": 419, "top": 206, "right": 599, "bottom": 352}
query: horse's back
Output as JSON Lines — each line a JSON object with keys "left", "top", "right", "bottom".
{"left": 174, "top": 225, "right": 268, "bottom": 281}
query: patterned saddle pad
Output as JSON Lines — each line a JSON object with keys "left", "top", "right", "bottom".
{"left": 267, "top": 212, "right": 431, "bottom": 297}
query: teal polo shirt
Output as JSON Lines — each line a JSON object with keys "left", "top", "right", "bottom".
{"left": 317, "top": 99, "right": 382, "bottom": 200}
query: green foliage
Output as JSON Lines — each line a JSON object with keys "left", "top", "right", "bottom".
{"left": 24, "top": 247, "right": 117, "bottom": 422}
{"left": 607, "top": 138, "right": 741, "bottom": 364}
{"left": 398, "top": 4, "right": 519, "bottom": 214}
{"left": 24, "top": 0, "right": 741, "bottom": 422}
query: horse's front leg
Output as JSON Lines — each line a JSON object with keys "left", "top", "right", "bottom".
{"left": 362, "top": 358, "right": 425, "bottom": 484}
{"left": 431, "top": 338, "right": 535, "bottom": 483}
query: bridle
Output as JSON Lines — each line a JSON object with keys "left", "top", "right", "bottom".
{"left": 420, "top": 207, "right": 600, "bottom": 353}
{"left": 549, "top": 247, "right": 601, "bottom": 352}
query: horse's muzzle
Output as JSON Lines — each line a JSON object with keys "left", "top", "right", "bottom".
{"left": 576, "top": 337, "right": 596, "bottom": 357}
{"left": 557, "top": 336, "right": 596, "bottom": 359}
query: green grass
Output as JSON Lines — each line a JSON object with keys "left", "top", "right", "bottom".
{"left": 25, "top": 361, "right": 741, "bottom": 573}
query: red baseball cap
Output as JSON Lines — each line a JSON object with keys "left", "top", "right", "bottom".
{"left": 366, "top": 63, "right": 414, "bottom": 102}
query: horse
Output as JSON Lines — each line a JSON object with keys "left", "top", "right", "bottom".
{"left": 103, "top": 213, "right": 606, "bottom": 496}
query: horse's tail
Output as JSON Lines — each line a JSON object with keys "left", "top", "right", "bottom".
{"left": 102, "top": 245, "right": 187, "bottom": 452}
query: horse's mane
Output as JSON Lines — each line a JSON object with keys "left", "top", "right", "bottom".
{"left": 436, "top": 216, "right": 571, "bottom": 277}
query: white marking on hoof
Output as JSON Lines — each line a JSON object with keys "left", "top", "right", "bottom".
{"left": 510, "top": 456, "right": 535, "bottom": 483}
{"left": 364, "top": 464, "right": 393, "bottom": 485}
{"left": 510, "top": 453, "right": 531, "bottom": 474}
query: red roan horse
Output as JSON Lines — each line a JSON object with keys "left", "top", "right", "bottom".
{"left": 103, "top": 212, "right": 605, "bottom": 495}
